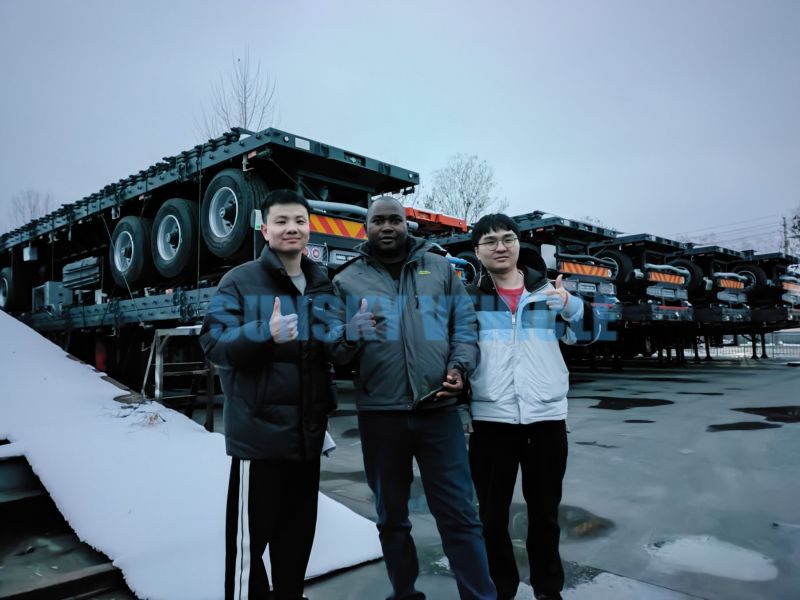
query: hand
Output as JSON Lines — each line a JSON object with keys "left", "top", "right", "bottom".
{"left": 545, "top": 274, "right": 570, "bottom": 312}
{"left": 269, "top": 297, "right": 298, "bottom": 344}
{"left": 436, "top": 369, "right": 463, "bottom": 399}
{"left": 346, "top": 298, "right": 377, "bottom": 342}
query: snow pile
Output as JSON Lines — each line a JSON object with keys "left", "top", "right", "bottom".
{"left": 0, "top": 310, "right": 381, "bottom": 599}
{"left": 646, "top": 535, "right": 777, "bottom": 581}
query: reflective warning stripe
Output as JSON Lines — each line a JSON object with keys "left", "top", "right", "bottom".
{"left": 648, "top": 271, "right": 685, "bottom": 285}
{"left": 559, "top": 261, "right": 612, "bottom": 278}
{"left": 783, "top": 282, "right": 800, "bottom": 293}
{"left": 719, "top": 279, "right": 745, "bottom": 289}
{"left": 310, "top": 214, "right": 366, "bottom": 239}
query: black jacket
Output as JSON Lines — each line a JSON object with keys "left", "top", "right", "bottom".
{"left": 199, "top": 247, "right": 335, "bottom": 460}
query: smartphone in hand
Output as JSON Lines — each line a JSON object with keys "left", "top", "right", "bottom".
{"left": 412, "top": 386, "right": 445, "bottom": 410}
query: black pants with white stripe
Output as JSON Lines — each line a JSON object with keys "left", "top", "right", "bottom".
{"left": 225, "top": 457, "right": 320, "bottom": 600}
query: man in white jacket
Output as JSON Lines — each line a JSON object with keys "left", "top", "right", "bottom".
{"left": 466, "top": 214, "right": 591, "bottom": 600}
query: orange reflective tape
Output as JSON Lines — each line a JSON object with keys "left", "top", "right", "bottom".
{"left": 310, "top": 214, "right": 366, "bottom": 239}
{"left": 783, "top": 282, "right": 800, "bottom": 293}
{"left": 719, "top": 279, "right": 745, "bottom": 289}
{"left": 560, "top": 262, "right": 611, "bottom": 278}
{"left": 648, "top": 271, "right": 685, "bottom": 285}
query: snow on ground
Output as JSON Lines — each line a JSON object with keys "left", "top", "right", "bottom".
{"left": 645, "top": 535, "right": 778, "bottom": 581}
{"left": 511, "top": 574, "right": 694, "bottom": 599}
{"left": 0, "top": 441, "right": 25, "bottom": 458}
{"left": 0, "top": 311, "right": 381, "bottom": 600}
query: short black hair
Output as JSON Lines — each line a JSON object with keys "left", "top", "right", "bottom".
{"left": 471, "top": 213, "right": 520, "bottom": 246}
{"left": 261, "top": 189, "right": 311, "bottom": 221}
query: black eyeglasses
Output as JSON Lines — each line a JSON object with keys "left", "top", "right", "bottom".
{"left": 476, "top": 235, "right": 518, "bottom": 250}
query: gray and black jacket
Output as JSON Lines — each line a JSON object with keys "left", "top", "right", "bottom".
{"left": 329, "top": 236, "right": 478, "bottom": 411}
{"left": 199, "top": 247, "right": 335, "bottom": 461}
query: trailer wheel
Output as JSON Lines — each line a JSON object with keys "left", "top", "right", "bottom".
{"left": 595, "top": 249, "right": 633, "bottom": 284}
{"left": 109, "top": 216, "right": 154, "bottom": 288}
{"left": 734, "top": 263, "right": 768, "bottom": 293}
{"left": 201, "top": 169, "right": 268, "bottom": 259}
{"left": 151, "top": 199, "right": 199, "bottom": 279}
{"left": 519, "top": 243, "right": 547, "bottom": 273}
{"left": 668, "top": 258, "right": 704, "bottom": 294}
{"left": 0, "top": 266, "right": 27, "bottom": 311}
{"left": 456, "top": 251, "right": 481, "bottom": 284}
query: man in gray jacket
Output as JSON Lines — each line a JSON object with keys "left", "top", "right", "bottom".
{"left": 328, "top": 196, "right": 496, "bottom": 600}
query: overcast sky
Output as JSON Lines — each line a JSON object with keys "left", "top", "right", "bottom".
{"left": 1, "top": 0, "right": 798, "bottom": 251}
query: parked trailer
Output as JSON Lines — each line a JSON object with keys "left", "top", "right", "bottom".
{"left": 587, "top": 233, "right": 693, "bottom": 361}
{"left": 735, "top": 251, "right": 800, "bottom": 327}
{"left": 0, "top": 128, "right": 424, "bottom": 390}
{"left": 670, "top": 244, "right": 751, "bottom": 326}
{"left": 3, "top": 126, "right": 800, "bottom": 394}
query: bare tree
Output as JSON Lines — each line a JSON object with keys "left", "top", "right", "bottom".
{"left": 787, "top": 206, "right": 800, "bottom": 255}
{"left": 197, "top": 46, "right": 276, "bottom": 139}
{"left": 4, "top": 189, "right": 57, "bottom": 231}
{"left": 420, "top": 154, "right": 507, "bottom": 224}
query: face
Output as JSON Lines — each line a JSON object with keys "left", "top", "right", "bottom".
{"left": 474, "top": 227, "right": 520, "bottom": 274}
{"left": 260, "top": 203, "right": 310, "bottom": 255}
{"left": 367, "top": 200, "right": 408, "bottom": 258}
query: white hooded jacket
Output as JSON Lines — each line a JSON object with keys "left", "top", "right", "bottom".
{"left": 467, "top": 267, "right": 589, "bottom": 424}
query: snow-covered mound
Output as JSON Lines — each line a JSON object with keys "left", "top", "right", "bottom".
{"left": 0, "top": 310, "right": 381, "bottom": 599}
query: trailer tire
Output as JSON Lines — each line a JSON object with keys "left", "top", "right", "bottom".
{"left": 668, "top": 258, "right": 704, "bottom": 294}
{"left": 201, "top": 169, "right": 268, "bottom": 259}
{"left": 595, "top": 249, "right": 633, "bottom": 284}
{"left": 109, "top": 216, "right": 154, "bottom": 288}
{"left": 151, "top": 199, "right": 199, "bottom": 279}
{"left": 734, "top": 263, "right": 769, "bottom": 293}
{"left": 519, "top": 242, "right": 547, "bottom": 273}
{"left": 456, "top": 251, "right": 481, "bottom": 284}
{"left": 0, "top": 266, "right": 27, "bottom": 311}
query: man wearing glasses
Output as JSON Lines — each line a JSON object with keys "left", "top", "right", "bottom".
{"left": 466, "top": 213, "right": 591, "bottom": 600}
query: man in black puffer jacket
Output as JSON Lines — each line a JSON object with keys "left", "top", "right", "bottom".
{"left": 200, "top": 189, "right": 334, "bottom": 600}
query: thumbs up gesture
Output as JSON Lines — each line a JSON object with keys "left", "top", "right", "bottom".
{"left": 269, "top": 297, "right": 299, "bottom": 344}
{"left": 545, "top": 274, "right": 570, "bottom": 312}
{"left": 345, "top": 298, "right": 377, "bottom": 342}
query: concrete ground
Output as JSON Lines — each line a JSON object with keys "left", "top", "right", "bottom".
{"left": 5, "top": 356, "right": 796, "bottom": 599}
{"left": 306, "top": 357, "right": 799, "bottom": 600}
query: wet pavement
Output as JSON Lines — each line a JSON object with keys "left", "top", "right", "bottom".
{"left": 4, "top": 357, "right": 797, "bottom": 599}
{"left": 308, "top": 357, "right": 799, "bottom": 600}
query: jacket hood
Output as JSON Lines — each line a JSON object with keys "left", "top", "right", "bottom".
{"left": 476, "top": 264, "right": 548, "bottom": 294}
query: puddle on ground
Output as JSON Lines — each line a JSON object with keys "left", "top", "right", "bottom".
{"left": 676, "top": 391, "right": 724, "bottom": 396}
{"left": 635, "top": 376, "right": 709, "bottom": 384}
{"left": 575, "top": 441, "right": 618, "bottom": 449}
{"left": 571, "top": 396, "right": 674, "bottom": 410}
{"left": 594, "top": 388, "right": 615, "bottom": 392}
{"left": 725, "top": 387, "right": 745, "bottom": 390}
{"left": 646, "top": 535, "right": 778, "bottom": 581}
{"left": 339, "top": 427, "right": 360, "bottom": 439}
{"left": 624, "top": 419, "right": 654, "bottom": 423}
{"left": 707, "top": 422, "right": 782, "bottom": 432}
{"left": 732, "top": 406, "right": 800, "bottom": 423}
{"left": 319, "top": 470, "right": 367, "bottom": 484}
{"left": 509, "top": 503, "right": 614, "bottom": 541}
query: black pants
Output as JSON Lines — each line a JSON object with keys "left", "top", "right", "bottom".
{"left": 225, "top": 457, "right": 320, "bottom": 600}
{"left": 469, "top": 420, "right": 567, "bottom": 600}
